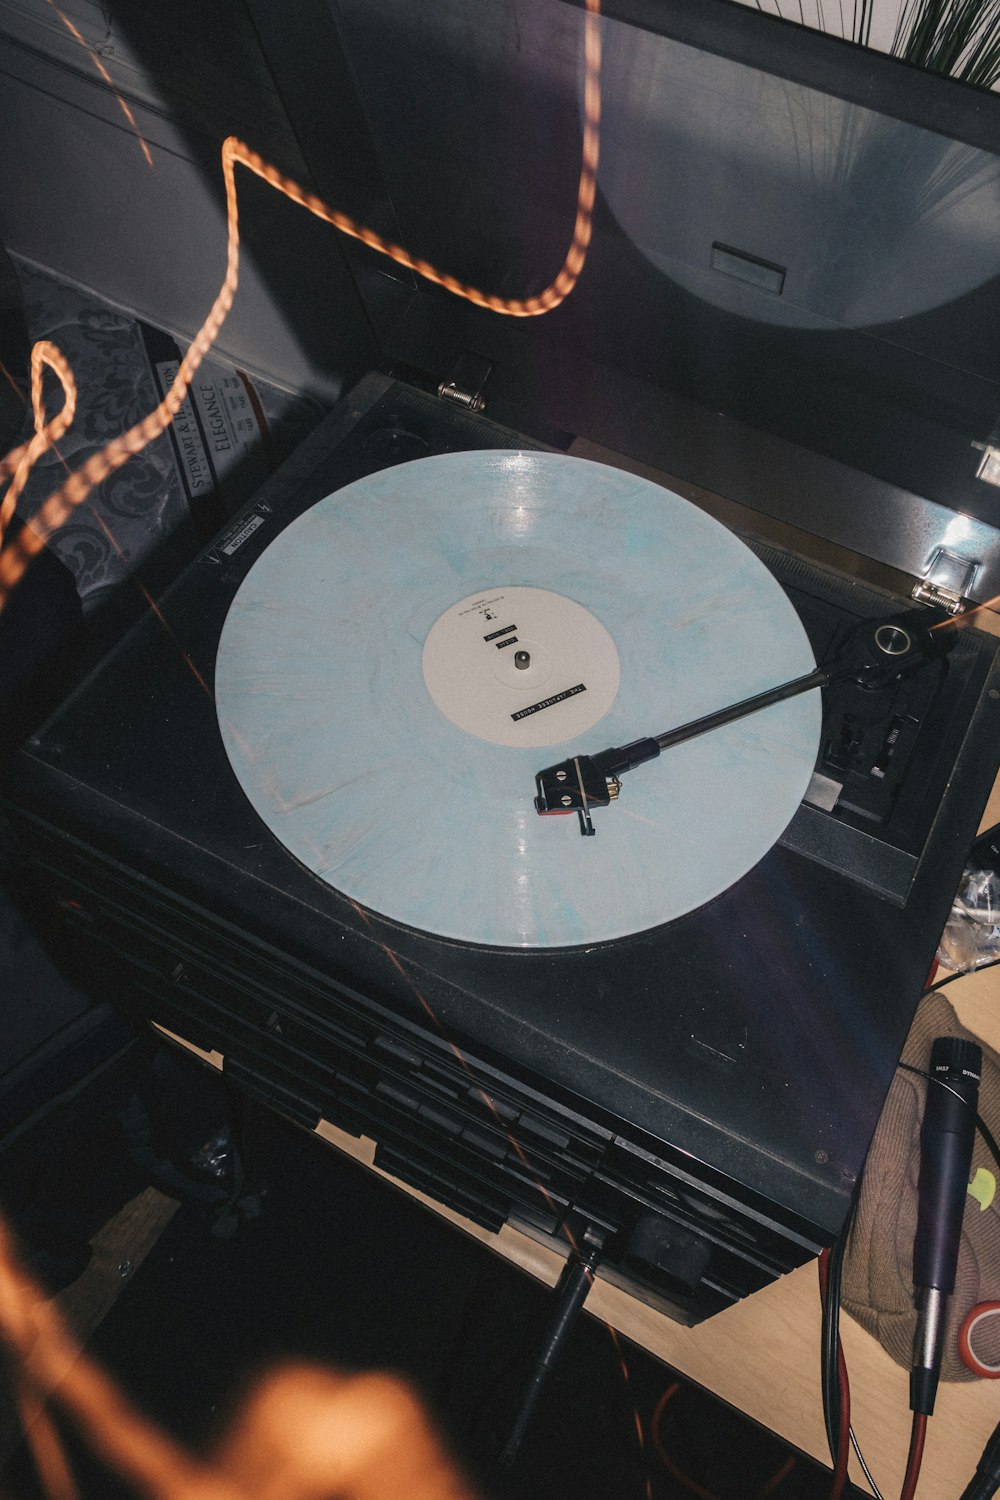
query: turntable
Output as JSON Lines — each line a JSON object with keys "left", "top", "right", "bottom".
{"left": 4, "top": 0, "right": 1000, "bottom": 1326}
{"left": 5, "top": 371, "right": 1000, "bottom": 1323}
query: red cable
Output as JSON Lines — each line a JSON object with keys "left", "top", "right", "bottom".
{"left": 829, "top": 1354, "right": 851, "bottom": 1500}
{"left": 650, "top": 1382, "right": 798, "bottom": 1500}
{"left": 753, "top": 1455, "right": 797, "bottom": 1500}
{"left": 650, "top": 1384, "right": 723, "bottom": 1500}
{"left": 899, "top": 1412, "right": 927, "bottom": 1500}
{"left": 820, "top": 1249, "right": 929, "bottom": 1500}
{"left": 818, "top": 1246, "right": 831, "bottom": 1301}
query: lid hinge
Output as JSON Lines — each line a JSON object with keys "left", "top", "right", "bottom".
{"left": 972, "top": 442, "right": 1000, "bottom": 488}
{"left": 437, "top": 351, "right": 493, "bottom": 414}
{"left": 911, "top": 546, "right": 980, "bottom": 615}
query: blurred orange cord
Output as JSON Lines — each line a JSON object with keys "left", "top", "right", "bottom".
{"left": 650, "top": 1382, "right": 799, "bottom": 1500}
{"left": 0, "top": 1214, "right": 479, "bottom": 1500}
{"left": 0, "top": 341, "right": 76, "bottom": 544}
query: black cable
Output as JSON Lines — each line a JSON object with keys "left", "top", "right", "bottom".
{"left": 820, "top": 1198, "right": 854, "bottom": 1465}
{"left": 959, "top": 1418, "right": 1000, "bottom": 1500}
{"left": 920, "top": 957, "right": 1000, "bottom": 997}
{"left": 819, "top": 1199, "right": 887, "bottom": 1500}
{"left": 498, "top": 1232, "right": 603, "bottom": 1469}
{"left": 820, "top": 1246, "right": 841, "bottom": 1461}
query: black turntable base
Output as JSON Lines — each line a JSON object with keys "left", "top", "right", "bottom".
{"left": 5, "top": 371, "right": 1000, "bottom": 1324}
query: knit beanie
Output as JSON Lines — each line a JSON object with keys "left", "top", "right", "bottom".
{"left": 843, "top": 992, "right": 1000, "bottom": 1381}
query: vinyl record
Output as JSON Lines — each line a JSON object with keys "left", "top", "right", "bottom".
{"left": 215, "top": 451, "right": 821, "bottom": 948}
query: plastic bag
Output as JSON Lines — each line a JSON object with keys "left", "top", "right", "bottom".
{"left": 937, "top": 865, "right": 1000, "bottom": 974}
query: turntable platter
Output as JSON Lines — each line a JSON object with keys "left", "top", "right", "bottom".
{"left": 215, "top": 451, "right": 820, "bottom": 947}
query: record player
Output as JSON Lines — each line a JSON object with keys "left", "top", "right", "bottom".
{"left": 4, "top": 0, "right": 1000, "bottom": 1324}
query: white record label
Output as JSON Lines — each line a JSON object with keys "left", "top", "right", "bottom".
{"left": 422, "top": 586, "right": 621, "bottom": 748}
{"left": 215, "top": 450, "right": 821, "bottom": 949}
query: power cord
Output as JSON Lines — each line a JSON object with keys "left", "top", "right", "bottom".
{"left": 920, "top": 958, "right": 1000, "bottom": 998}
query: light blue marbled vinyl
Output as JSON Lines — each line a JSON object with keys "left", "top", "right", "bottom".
{"left": 215, "top": 452, "right": 821, "bottom": 948}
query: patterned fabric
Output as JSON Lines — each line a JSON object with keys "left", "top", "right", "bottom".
{"left": 10, "top": 259, "right": 323, "bottom": 610}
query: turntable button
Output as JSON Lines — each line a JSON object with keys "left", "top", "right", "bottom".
{"left": 519, "top": 1114, "right": 570, "bottom": 1151}
{"left": 461, "top": 1125, "right": 505, "bottom": 1160}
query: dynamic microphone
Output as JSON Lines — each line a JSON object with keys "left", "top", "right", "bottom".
{"left": 911, "top": 1035, "right": 982, "bottom": 1416}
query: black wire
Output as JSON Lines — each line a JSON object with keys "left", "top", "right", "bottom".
{"left": 820, "top": 1252, "right": 836, "bottom": 1460}
{"left": 849, "top": 1427, "right": 884, "bottom": 1500}
{"left": 820, "top": 1198, "right": 853, "bottom": 1466}
{"left": 819, "top": 1233, "right": 886, "bottom": 1500}
{"left": 821, "top": 1240, "right": 837, "bottom": 1454}
{"left": 820, "top": 1192, "right": 888, "bottom": 1499}
{"left": 819, "top": 1261, "right": 838, "bottom": 1464}
{"left": 920, "top": 957, "right": 1000, "bottom": 997}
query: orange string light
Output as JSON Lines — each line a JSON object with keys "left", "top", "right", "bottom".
{"left": 0, "top": 0, "right": 601, "bottom": 613}
{"left": 0, "top": 13, "right": 611, "bottom": 1493}
{"left": 222, "top": 1, "right": 601, "bottom": 318}
{"left": 0, "top": 341, "right": 76, "bottom": 546}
